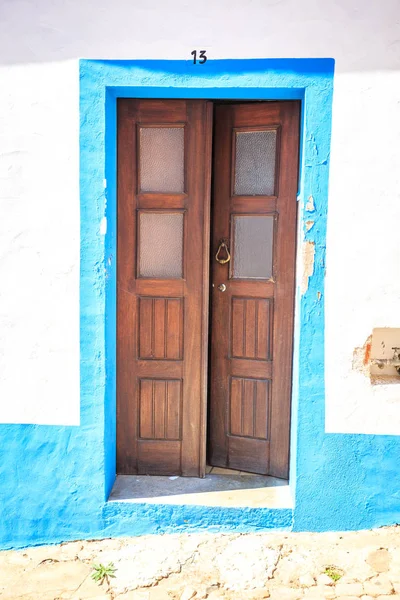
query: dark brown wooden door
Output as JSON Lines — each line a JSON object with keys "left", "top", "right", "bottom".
{"left": 208, "top": 102, "right": 300, "bottom": 478}
{"left": 117, "top": 99, "right": 212, "bottom": 476}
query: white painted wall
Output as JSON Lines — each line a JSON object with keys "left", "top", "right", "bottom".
{"left": 0, "top": 0, "right": 399, "bottom": 430}
{"left": 325, "top": 71, "right": 400, "bottom": 434}
{"left": 0, "top": 60, "right": 79, "bottom": 425}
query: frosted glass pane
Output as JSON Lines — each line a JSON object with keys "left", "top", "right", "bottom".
{"left": 232, "top": 216, "right": 274, "bottom": 279}
{"left": 140, "top": 127, "right": 184, "bottom": 193}
{"left": 139, "top": 213, "right": 183, "bottom": 278}
{"left": 234, "top": 130, "right": 277, "bottom": 196}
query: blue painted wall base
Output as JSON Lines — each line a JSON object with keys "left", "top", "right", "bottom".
{"left": 0, "top": 58, "right": 399, "bottom": 550}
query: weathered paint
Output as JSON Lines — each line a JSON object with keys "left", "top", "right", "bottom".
{"left": 305, "top": 221, "right": 314, "bottom": 232}
{"left": 300, "top": 241, "right": 315, "bottom": 295}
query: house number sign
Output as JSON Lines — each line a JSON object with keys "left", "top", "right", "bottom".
{"left": 191, "top": 50, "right": 207, "bottom": 64}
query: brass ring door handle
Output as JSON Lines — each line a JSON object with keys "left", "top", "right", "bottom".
{"left": 215, "top": 240, "right": 231, "bottom": 265}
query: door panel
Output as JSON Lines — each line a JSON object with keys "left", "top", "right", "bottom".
{"left": 117, "top": 99, "right": 212, "bottom": 476}
{"left": 209, "top": 102, "right": 300, "bottom": 478}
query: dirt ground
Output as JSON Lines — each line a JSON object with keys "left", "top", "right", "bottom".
{"left": 1, "top": 527, "right": 400, "bottom": 600}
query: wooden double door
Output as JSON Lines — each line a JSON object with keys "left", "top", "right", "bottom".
{"left": 117, "top": 99, "right": 299, "bottom": 479}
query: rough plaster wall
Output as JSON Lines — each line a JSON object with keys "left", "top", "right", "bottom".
{"left": 325, "top": 72, "right": 400, "bottom": 434}
{"left": 0, "top": 0, "right": 399, "bottom": 431}
{"left": 0, "top": 60, "right": 79, "bottom": 424}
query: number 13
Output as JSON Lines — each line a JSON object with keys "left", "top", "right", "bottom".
{"left": 191, "top": 50, "right": 207, "bottom": 64}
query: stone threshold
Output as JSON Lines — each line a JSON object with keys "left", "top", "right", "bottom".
{"left": 108, "top": 468, "right": 292, "bottom": 509}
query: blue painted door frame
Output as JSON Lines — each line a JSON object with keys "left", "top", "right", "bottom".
{"left": 79, "top": 59, "right": 334, "bottom": 509}
{"left": 81, "top": 58, "right": 338, "bottom": 531}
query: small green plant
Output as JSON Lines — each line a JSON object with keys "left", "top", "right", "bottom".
{"left": 324, "top": 566, "right": 343, "bottom": 582}
{"left": 91, "top": 562, "right": 117, "bottom": 586}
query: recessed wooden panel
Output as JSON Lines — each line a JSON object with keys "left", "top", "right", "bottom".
{"left": 139, "top": 297, "right": 183, "bottom": 360}
{"left": 228, "top": 436, "right": 269, "bottom": 475}
{"left": 231, "top": 298, "right": 272, "bottom": 360}
{"left": 230, "top": 377, "right": 270, "bottom": 440}
{"left": 139, "top": 379, "right": 182, "bottom": 440}
{"left": 137, "top": 441, "right": 182, "bottom": 475}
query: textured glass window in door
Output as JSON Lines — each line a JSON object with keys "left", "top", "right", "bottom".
{"left": 139, "top": 212, "right": 183, "bottom": 278}
{"left": 234, "top": 130, "right": 277, "bottom": 196}
{"left": 139, "top": 127, "right": 184, "bottom": 193}
{"left": 232, "top": 215, "right": 274, "bottom": 279}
